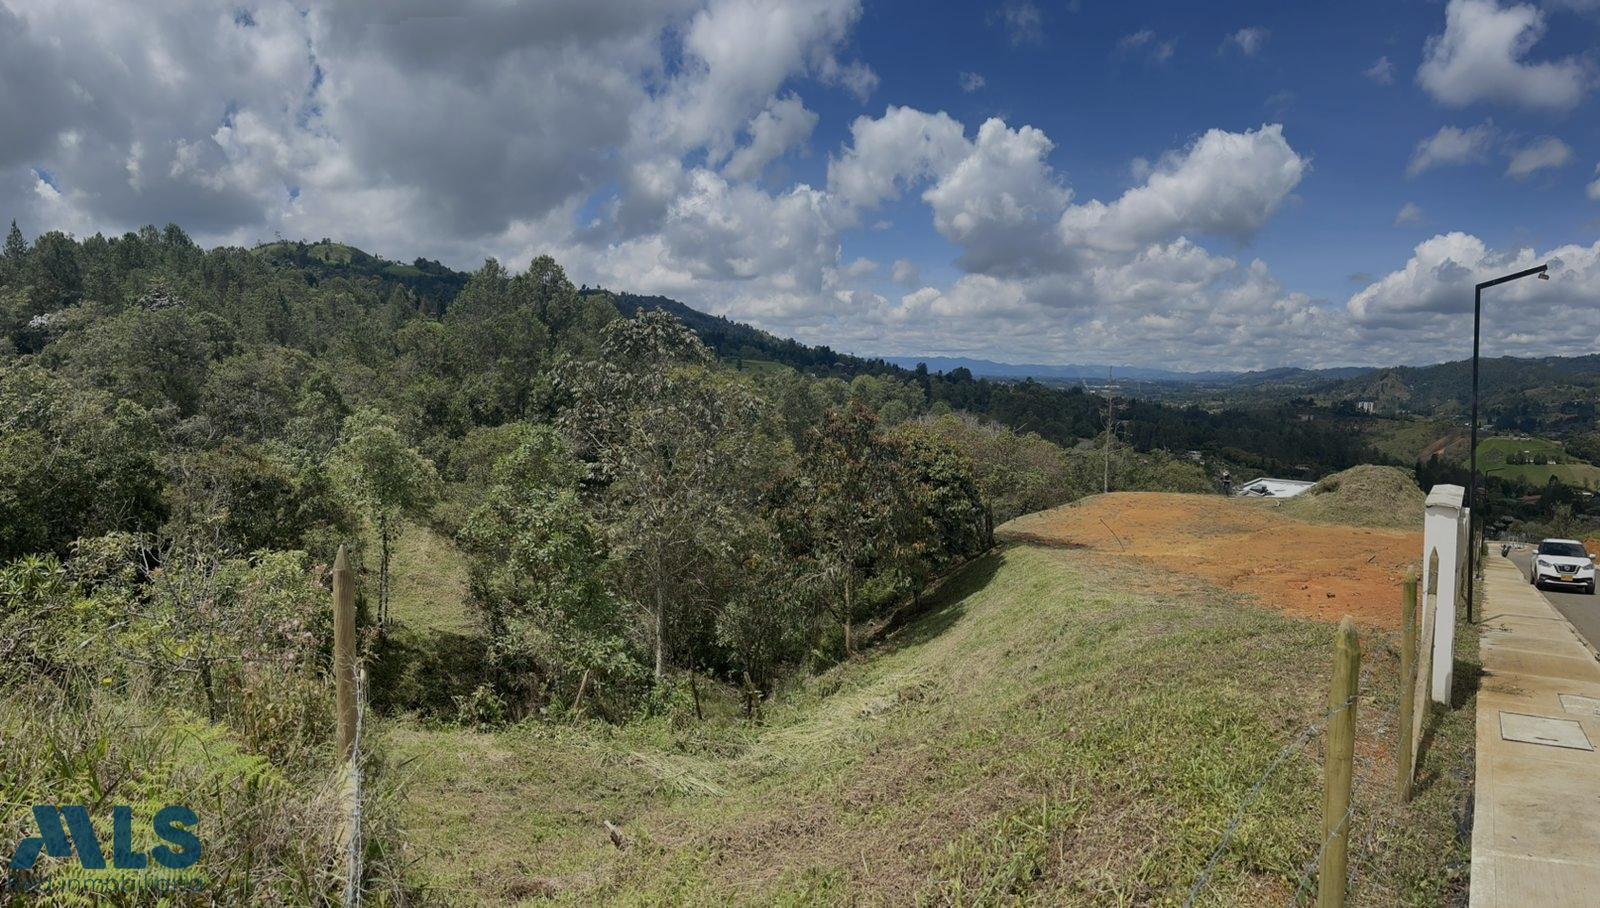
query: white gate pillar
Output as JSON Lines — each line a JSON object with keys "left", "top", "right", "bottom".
{"left": 1424, "top": 484, "right": 1465, "bottom": 704}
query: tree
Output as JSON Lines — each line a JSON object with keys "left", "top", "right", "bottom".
{"left": 562, "top": 310, "right": 768, "bottom": 681}
{"left": 0, "top": 221, "right": 25, "bottom": 283}
{"left": 797, "top": 403, "right": 900, "bottom": 657}
{"left": 330, "top": 408, "right": 439, "bottom": 626}
{"left": 458, "top": 425, "right": 637, "bottom": 717}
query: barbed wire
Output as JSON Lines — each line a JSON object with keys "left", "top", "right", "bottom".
{"left": 344, "top": 666, "right": 366, "bottom": 908}
{"left": 1182, "top": 692, "right": 1359, "bottom": 907}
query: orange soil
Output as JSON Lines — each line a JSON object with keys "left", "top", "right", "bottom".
{"left": 998, "top": 492, "right": 1420, "bottom": 629}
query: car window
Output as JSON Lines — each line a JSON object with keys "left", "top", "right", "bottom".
{"left": 1538, "top": 542, "right": 1588, "bottom": 558}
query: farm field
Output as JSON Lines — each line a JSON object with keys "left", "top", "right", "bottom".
{"left": 1476, "top": 436, "right": 1600, "bottom": 489}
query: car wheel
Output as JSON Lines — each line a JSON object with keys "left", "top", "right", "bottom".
{"left": 1588, "top": 582, "right": 1596, "bottom": 596}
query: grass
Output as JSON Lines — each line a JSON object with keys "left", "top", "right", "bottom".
{"left": 385, "top": 543, "right": 1476, "bottom": 906}
{"left": 386, "top": 521, "right": 475, "bottom": 634}
{"left": 1280, "top": 465, "right": 1426, "bottom": 530}
{"left": 1477, "top": 436, "right": 1600, "bottom": 489}
{"left": 1364, "top": 418, "right": 1457, "bottom": 465}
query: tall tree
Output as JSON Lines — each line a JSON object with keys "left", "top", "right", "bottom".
{"left": 799, "top": 403, "right": 899, "bottom": 656}
{"left": 331, "top": 408, "right": 439, "bottom": 626}
{"left": 562, "top": 310, "right": 768, "bottom": 680}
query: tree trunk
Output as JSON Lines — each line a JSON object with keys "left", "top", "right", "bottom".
{"left": 844, "top": 576, "right": 854, "bottom": 656}
{"left": 653, "top": 587, "right": 666, "bottom": 682}
{"left": 378, "top": 516, "right": 392, "bottom": 628}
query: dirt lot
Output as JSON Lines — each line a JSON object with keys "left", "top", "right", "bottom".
{"left": 998, "top": 492, "right": 1421, "bottom": 628}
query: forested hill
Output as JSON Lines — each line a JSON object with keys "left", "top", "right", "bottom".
{"left": 0, "top": 225, "right": 1382, "bottom": 485}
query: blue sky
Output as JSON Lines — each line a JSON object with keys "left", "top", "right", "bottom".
{"left": 2, "top": 0, "right": 1598, "bottom": 369}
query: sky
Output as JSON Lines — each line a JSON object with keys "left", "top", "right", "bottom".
{"left": 2, "top": 0, "right": 1599, "bottom": 371}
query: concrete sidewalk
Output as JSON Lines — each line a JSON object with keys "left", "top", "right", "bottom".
{"left": 1470, "top": 549, "right": 1600, "bottom": 906}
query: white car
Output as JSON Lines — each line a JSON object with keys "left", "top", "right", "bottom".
{"left": 1530, "top": 538, "right": 1596, "bottom": 594}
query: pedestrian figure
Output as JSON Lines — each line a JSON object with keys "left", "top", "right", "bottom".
{"left": 1221, "top": 469, "right": 1232, "bottom": 496}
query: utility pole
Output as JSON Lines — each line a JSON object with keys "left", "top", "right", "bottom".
{"left": 1103, "top": 367, "right": 1114, "bottom": 494}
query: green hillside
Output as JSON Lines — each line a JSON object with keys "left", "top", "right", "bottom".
{"left": 1477, "top": 436, "right": 1600, "bottom": 489}
{"left": 387, "top": 540, "right": 1472, "bottom": 905}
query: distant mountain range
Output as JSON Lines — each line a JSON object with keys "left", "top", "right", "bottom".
{"left": 880, "top": 356, "right": 1374, "bottom": 386}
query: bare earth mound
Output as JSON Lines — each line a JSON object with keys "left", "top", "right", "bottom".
{"left": 1278, "top": 465, "right": 1425, "bottom": 530}
{"left": 998, "top": 491, "right": 1420, "bottom": 628}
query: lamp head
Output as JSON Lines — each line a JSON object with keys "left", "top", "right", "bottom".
{"left": 1538, "top": 272, "right": 1550, "bottom": 280}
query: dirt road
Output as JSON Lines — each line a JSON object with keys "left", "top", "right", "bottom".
{"left": 998, "top": 492, "right": 1421, "bottom": 628}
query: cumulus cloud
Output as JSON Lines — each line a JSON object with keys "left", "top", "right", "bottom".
{"left": 1365, "top": 56, "right": 1396, "bottom": 84}
{"left": 1223, "top": 27, "right": 1269, "bottom": 56}
{"left": 1057, "top": 125, "right": 1306, "bottom": 253}
{"left": 1504, "top": 136, "right": 1573, "bottom": 179}
{"left": 722, "top": 94, "right": 819, "bottom": 181}
{"left": 1417, "top": 0, "right": 1592, "bottom": 110}
{"left": 1348, "top": 233, "right": 1600, "bottom": 358}
{"left": 1395, "top": 202, "right": 1424, "bottom": 226}
{"left": 1590, "top": 164, "right": 1600, "bottom": 201}
{"left": 1407, "top": 123, "right": 1497, "bottom": 176}
{"left": 922, "top": 119, "right": 1072, "bottom": 274}
{"left": 827, "top": 106, "right": 969, "bottom": 213}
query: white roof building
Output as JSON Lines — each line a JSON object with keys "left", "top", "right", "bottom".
{"left": 1235, "top": 477, "right": 1316, "bottom": 498}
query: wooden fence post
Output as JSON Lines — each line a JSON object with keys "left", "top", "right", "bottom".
{"left": 1319, "top": 615, "right": 1360, "bottom": 908}
{"left": 334, "top": 544, "right": 357, "bottom": 761}
{"left": 1397, "top": 570, "right": 1419, "bottom": 803}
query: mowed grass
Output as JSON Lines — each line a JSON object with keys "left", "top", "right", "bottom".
{"left": 384, "top": 544, "right": 1475, "bottom": 906}
{"left": 385, "top": 521, "right": 475, "bottom": 634}
{"left": 1477, "top": 436, "right": 1600, "bottom": 489}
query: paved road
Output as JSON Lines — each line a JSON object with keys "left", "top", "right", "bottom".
{"left": 1505, "top": 546, "right": 1600, "bottom": 654}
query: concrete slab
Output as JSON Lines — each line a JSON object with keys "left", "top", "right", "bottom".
{"left": 1498, "top": 712, "right": 1593, "bottom": 750}
{"left": 1470, "top": 553, "right": 1600, "bottom": 907}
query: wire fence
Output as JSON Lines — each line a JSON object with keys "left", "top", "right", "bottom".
{"left": 342, "top": 666, "right": 367, "bottom": 908}
{"left": 1184, "top": 620, "right": 1413, "bottom": 908}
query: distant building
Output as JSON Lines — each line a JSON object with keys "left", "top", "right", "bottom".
{"left": 1355, "top": 400, "right": 1376, "bottom": 414}
{"left": 1235, "top": 477, "right": 1316, "bottom": 499}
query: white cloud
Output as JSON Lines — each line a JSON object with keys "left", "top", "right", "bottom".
{"left": 1365, "top": 56, "right": 1396, "bottom": 85}
{"left": 1395, "top": 202, "right": 1424, "bottom": 226}
{"left": 922, "top": 119, "right": 1072, "bottom": 274}
{"left": 1407, "top": 122, "right": 1497, "bottom": 176}
{"left": 1057, "top": 124, "right": 1307, "bottom": 253}
{"left": 958, "top": 71, "right": 986, "bottom": 93}
{"left": 1223, "top": 27, "right": 1269, "bottom": 56}
{"left": 891, "top": 259, "right": 920, "bottom": 285}
{"left": 1589, "top": 164, "right": 1600, "bottom": 201}
{"left": 1117, "top": 29, "right": 1176, "bottom": 63}
{"left": 1505, "top": 135, "right": 1573, "bottom": 179}
{"left": 826, "top": 106, "right": 968, "bottom": 213}
{"left": 1348, "top": 234, "right": 1600, "bottom": 359}
{"left": 723, "top": 94, "right": 819, "bottom": 181}
{"left": 1417, "top": 0, "right": 1592, "bottom": 110}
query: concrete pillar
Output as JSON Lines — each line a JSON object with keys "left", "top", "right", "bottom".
{"left": 1424, "top": 485, "right": 1464, "bottom": 705}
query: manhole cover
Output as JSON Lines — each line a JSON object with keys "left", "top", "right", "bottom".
{"left": 1559, "top": 694, "right": 1600, "bottom": 718}
{"left": 1499, "top": 712, "right": 1594, "bottom": 751}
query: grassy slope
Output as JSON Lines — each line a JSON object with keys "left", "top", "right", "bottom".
{"left": 1364, "top": 418, "right": 1455, "bottom": 465}
{"left": 1477, "top": 436, "right": 1600, "bottom": 489}
{"left": 384, "top": 540, "right": 1475, "bottom": 906}
{"left": 386, "top": 521, "right": 475, "bottom": 634}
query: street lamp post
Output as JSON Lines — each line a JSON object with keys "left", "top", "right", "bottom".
{"left": 1465, "top": 263, "right": 1549, "bottom": 623}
